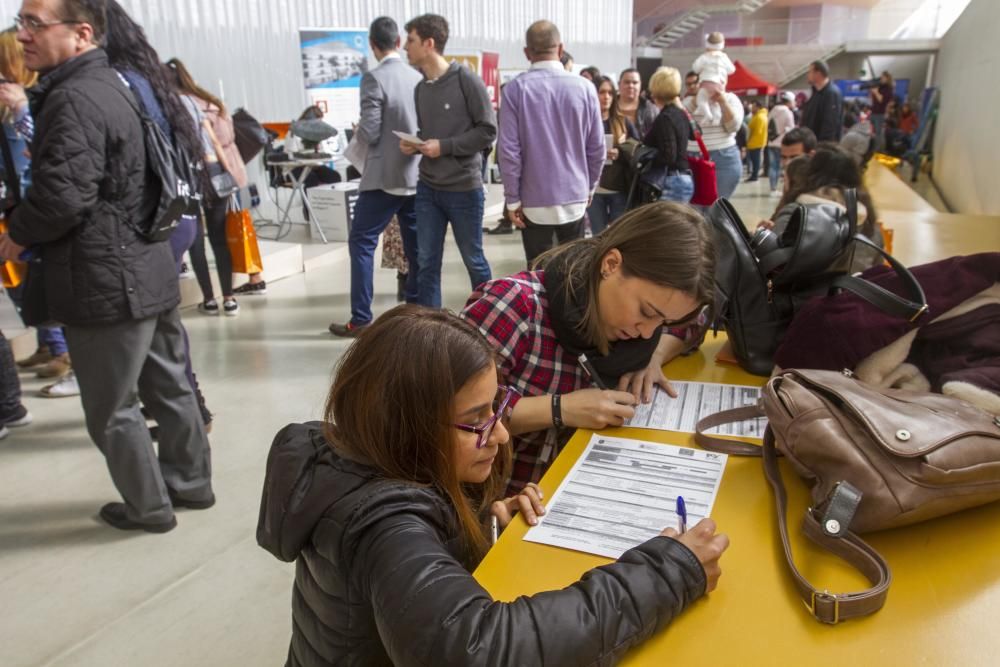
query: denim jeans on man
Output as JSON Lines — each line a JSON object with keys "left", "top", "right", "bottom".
{"left": 587, "top": 192, "right": 627, "bottom": 236}
{"left": 415, "top": 182, "right": 492, "bottom": 308}
{"left": 660, "top": 172, "right": 694, "bottom": 204}
{"left": 767, "top": 146, "right": 782, "bottom": 191}
{"left": 349, "top": 190, "right": 419, "bottom": 324}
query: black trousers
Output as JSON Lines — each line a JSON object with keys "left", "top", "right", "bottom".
{"left": 190, "top": 199, "right": 233, "bottom": 299}
{"left": 520, "top": 215, "right": 584, "bottom": 268}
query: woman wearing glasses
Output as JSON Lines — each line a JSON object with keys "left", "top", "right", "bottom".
{"left": 258, "top": 305, "right": 728, "bottom": 666}
{"left": 463, "top": 202, "right": 714, "bottom": 494}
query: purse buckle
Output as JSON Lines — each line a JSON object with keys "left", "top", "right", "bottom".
{"left": 807, "top": 589, "right": 841, "bottom": 624}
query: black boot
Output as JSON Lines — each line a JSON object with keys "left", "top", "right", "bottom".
{"left": 396, "top": 272, "right": 407, "bottom": 302}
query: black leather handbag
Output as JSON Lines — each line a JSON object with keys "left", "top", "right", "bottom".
{"left": 707, "top": 190, "right": 928, "bottom": 375}
{"left": 232, "top": 108, "right": 268, "bottom": 164}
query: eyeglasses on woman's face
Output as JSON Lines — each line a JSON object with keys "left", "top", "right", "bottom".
{"left": 453, "top": 385, "right": 517, "bottom": 449}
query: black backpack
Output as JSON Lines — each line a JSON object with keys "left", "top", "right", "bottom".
{"left": 111, "top": 83, "right": 199, "bottom": 242}
{"left": 767, "top": 117, "right": 778, "bottom": 142}
{"left": 706, "top": 192, "right": 928, "bottom": 375}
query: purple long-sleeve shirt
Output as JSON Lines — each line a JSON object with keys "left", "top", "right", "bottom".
{"left": 498, "top": 62, "right": 605, "bottom": 211}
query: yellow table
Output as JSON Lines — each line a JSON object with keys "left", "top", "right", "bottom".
{"left": 474, "top": 335, "right": 1000, "bottom": 665}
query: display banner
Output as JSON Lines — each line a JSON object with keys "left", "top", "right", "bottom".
{"left": 299, "top": 28, "right": 371, "bottom": 129}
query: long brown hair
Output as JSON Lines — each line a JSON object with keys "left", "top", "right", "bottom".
{"left": 166, "top": 57, "right": 226, "bottom": 116}
{"left": 595, "top": 76, "right": 626, "bottom": 144}
{"left": 0, "top": 29, "right": 37, "bottom": 123}
{"left": 536, "top": 202, "right": 716, "bottom": 355}
{"left": 324, "top": 305, "right": 512, "bottom": 560}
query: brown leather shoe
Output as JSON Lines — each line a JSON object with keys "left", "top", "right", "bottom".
{"left": 328, "top": 321, "right": 368, "bottom": 338}
{"left": 36, "top": 353, "right": 71, "bottom": 379}
{"left": 17, "top": 346, "right": 52, "bottom": 369}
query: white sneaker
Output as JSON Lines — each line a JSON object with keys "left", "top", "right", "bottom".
{"left": 40, "top": 371, "right": 81, "bottom": 398}
{"left": 0, "top": 425, "right": 8, "bottom": 440}
{"left": 769, "top": 189, "right": 781, "bottom": 198}
{"left": 223, "top": 298, "right": 239, "bottom": 317}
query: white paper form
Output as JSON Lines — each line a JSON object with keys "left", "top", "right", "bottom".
{"left": 523, "top": 434, "right": 727, "bottom": 559}
{"left": 624, "top": 381, "right": 767, "bottom": 438}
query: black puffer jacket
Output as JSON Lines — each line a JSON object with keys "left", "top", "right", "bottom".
{"left": 7, "top": 49, "right": 178, "bottom": 326}
{"left": 258, "top": 422, "right": 708, "bottom": 667}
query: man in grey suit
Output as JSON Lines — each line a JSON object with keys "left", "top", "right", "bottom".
{"left": 330, "top": 16, "right": 422, "bottom": 337}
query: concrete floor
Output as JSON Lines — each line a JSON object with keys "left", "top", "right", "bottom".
{"left": 0, "top": 178, "right": 800, "bottom": 667}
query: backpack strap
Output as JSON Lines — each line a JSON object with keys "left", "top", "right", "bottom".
{"left": 0, "top": 124, "right": 22, "bottom": 211}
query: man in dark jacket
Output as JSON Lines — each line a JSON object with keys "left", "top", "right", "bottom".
{"left": 801, "top": 59, "right": 843, "bottom": 142}
{"left": 0, "top": 0, "right": 212, "bottom": 532}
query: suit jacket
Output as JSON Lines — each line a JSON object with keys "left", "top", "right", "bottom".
{"left": 355, "top": 55, "right": 422, "bottom": 193}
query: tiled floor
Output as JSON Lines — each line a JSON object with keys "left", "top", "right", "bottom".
{"left": 0, "top": 175, "right": 844, "bottom": 666}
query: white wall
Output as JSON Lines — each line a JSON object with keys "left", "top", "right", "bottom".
{"left": 0, "top": 0, "right": 634, "bottom": 122}
{"left": 932, "top": 0, "right": 999, "bottom": 215}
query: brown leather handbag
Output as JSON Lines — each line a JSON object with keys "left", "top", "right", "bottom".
{"left": 697, "top": 368, "right": 1000, "bottom": 624}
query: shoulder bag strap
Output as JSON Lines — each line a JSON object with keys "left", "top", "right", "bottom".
{"left": 761, "top": 428, "right": 892, "bottom": 624}
{"left": 683, "top": 108, "right": 711, "bottom": 161}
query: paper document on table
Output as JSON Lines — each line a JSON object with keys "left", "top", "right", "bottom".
{"left": 625, "top": 381, "right": 766, "bottom": 438}
{"left": 343, "top": 136, "right": 367, "bottom": 174}
{"left": 392, "top": 130, "right": 425, "bottom": 145}
{"left": 524, "top": 434, "right": 727, "bottom": 559}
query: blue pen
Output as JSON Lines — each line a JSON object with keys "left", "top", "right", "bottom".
{"left": 676, "top": 495, "right": 687, "bottom": 534}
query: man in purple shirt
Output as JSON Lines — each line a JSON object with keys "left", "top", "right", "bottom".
{"left": 498, "top": 20, "right": 605, "bottom": 266}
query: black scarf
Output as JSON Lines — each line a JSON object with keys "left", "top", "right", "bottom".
{"left": 541, "top": 246, "right": 662, "bottom": 387}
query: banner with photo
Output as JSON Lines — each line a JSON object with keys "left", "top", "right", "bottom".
{"left": 299, "top": 28, "right": 372, "bottom": 129}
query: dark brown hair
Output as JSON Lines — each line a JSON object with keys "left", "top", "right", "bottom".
{"left": 776, "top": 144, "right": 878, "bottom": 235}
{"left": 324, "top": 305, "right": 511, "bottom": 559}
{"left": 536, "top": 202, "right": 716, "bottom": 355}
{"left": 61, "top": 0, "right": 106, "bottom": 43}
{"left": 594, "top": 76, "right": 626, "bottom": 144}
{"left": 166, "top": 57, "right": 226, "bottom": 116}
{"left": 404, "top": 14, "right": 449, "bottom": 54}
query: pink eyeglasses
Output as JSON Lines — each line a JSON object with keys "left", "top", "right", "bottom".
{"left": 454, "top": 386, "right": 518, "bottom": 449}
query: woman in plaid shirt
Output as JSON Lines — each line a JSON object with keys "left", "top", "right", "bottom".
{"left": 463, "top": 202, "right": 715, "bottom": 492}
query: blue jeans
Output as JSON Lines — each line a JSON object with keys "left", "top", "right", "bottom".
{"left": 710, "top": 145, "right": 743, "bottom": 200}
{"left": 349, "top": 190, "right": 419, "bottom": 325}
{"left": 660, "top": 172, "right": 694, "bottom": 203}
{"left": 415, "top": 182, "right": 491, "bottom": 308}
{"left": 767, "top": 146, "right": 782, "bottom": 191}
{"left": 747, "top": 148, "right": 762, "bottom": 181}
{"left": 37, "top": 326, "right": 68, "bottom": 357}
{"left": 587, "top": 192, "right": 627, "bottom": 235}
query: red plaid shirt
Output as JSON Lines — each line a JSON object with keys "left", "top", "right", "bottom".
{"left": 463, "top": 271, "right": 703, "bottom": 493}
{"left": 462, "top": 271, "right": 586, "bottom": 493}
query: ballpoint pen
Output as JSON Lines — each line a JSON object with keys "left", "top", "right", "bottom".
{"left": 491, "top": 515, "right": 499, "bottom": 545}
{"left": 579, "top": 353, "right": 608, "bottom": 390}
{"left": 676, "top": 495, "right": 687, "bottom": 534}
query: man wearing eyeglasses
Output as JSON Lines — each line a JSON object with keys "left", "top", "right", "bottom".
{"left": 0, "top": 0, "right": 213, "bottom": 534}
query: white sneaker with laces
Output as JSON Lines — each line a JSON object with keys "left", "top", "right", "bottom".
{"left": 41, "top": 371, "right": 81, "bottom": 398}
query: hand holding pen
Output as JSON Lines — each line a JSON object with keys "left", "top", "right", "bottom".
{"left": 661, "top": 515, "right": 731, "bottom": 594}
{"left": 564, "top": 354, "right": 638, "bottom": 428}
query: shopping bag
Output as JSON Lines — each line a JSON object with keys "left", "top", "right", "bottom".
{"left": 0, "top": 221, "right": 25, "bottom": 288}
{"left": 225, "top": 198, "right": 263, "bottom": 274}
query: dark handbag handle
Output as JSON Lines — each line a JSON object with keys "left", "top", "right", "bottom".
{"left": 695, "top": 408, "right": 893, "bottom": 624}
{"left": 831, "top": 234, "right": 928, "bottom": 321}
